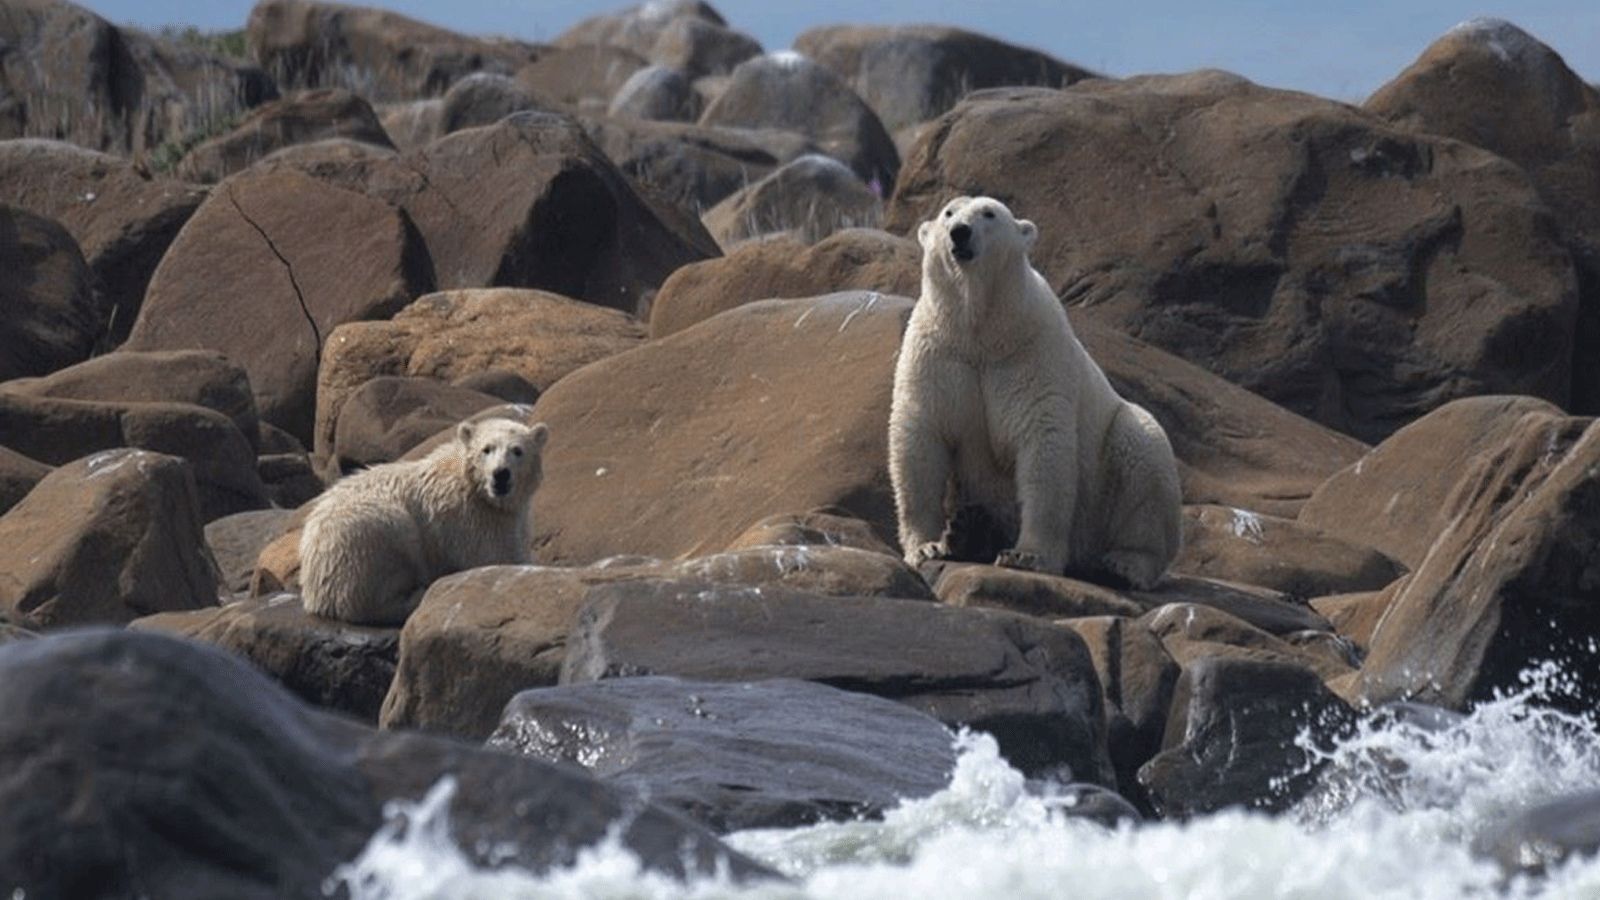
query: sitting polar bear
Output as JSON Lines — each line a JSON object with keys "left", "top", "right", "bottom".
{"left": 299, "top": 414, "right": 549, "bottom": 626}
{"left": 889, "top": 195, "right": 1182, "bottom": 588}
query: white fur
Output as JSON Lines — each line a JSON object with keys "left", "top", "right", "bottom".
{"left": 299, "top": 416, "right": 550, "bottom": 625}
{"left": 889, "top": 196, "right": 1182, "bottom": 588}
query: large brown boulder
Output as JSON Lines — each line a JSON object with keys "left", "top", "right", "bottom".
{"left": 313, "top": 288, "right": 645, "bottom": 463}
{"left": 513, "top": 45, "right": 648, "bottom": 111}
{"left": 123, "top": 167, "right": 433, "bottom": 443}
{"left": 933, "top": 564, "right": 1147, "bottom": 619}
{"left": 174, "top": 87, "right": 396, "bottom": 183}
{"left": 608, "top": 64, "right": 701, "bottom": 121}
{"left": 647, "top": 15, "right": 763, "bottom": 80}
{"left": 795, "top": 24, "right": 1099, "bottom": 131}
{"left": 0, "top": 0, "right": 275, "bottom": 158}
{"left": 0, "top": 349, "right": 262, "bottom": 451}
{"left": 438, "top": 71, "right": 559, "bottom": 133}
{"left": 1299, "top": 395, "right": 1565, "bottom": 570}
{"left": 557, "top": 1, "right": 760, "bottom": 81}
{"left": 531, "top": 292, "right": 906, "bottom": 565}
{"left": 326, "top": 375, "right": 506, "bottom": 473}
{"left": 701, "top": 153, "right": 882, "bottom": 249}
{"left": 554, "top": 2, "right": 730, "bottom": 59}
{"left": 0, "top": 140, "right": 207, "bottom": 346}
{"left": 649, "top": 233, "right": 1367, "bottom": 516}
{"left": 700, "top": 52, "right": 900, "bottom": 187}
{"left": 535, "top": 291, "right": 1363, "bottom": 568}
{"left": 1140, "top": 602, "right": 1357, "bottom": 683}
{"left": 245, "top": 0, "right": 540, "bottom": 102}
{"left": 885, "top": 73, "right": 1579, "bottom": 442}
{"left": 0, "top": 450, "right": 221, "bottom": 628}
{"left": 1351, "top": 406, "right": 1600, "bottom": 710}
{"left": 581, "top": 115, "right": 819, "bottom": 213}
{"left": 1057, "top": 319, "right": 1369, "bottom": 518}
{"left": 261, "top": 113, "right": 719, "bottom": 315}
{"left": 1364, "top": 20, "right": 1600, "bottom": 416}
{"left": 0, "top": 205, "right": 98, "bottom": 382}
{"left": 0, "top": 391, "right": 267, "bottom": 522}
{"left": 648, "top": 228, "right": 920, "bottom": 338}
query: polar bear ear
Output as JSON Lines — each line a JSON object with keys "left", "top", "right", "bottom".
{"left": 1016, "top": 218, "right": 1038, "bottom": 250}
{"left": 918, "top": 219, "right": 936, "bottom": 251}
{"left": 457, "top": 421, "right": 476, "bottom": 447}
{"left": 527, "top": 422, "right": 550, "bottom": 452}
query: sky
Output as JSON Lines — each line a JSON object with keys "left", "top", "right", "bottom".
{"left": 85, "top": 0, "right": 1599, "bottom": 103}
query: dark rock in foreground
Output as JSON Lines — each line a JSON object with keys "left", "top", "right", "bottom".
{"left": 490, "top": 675, "right": 957, "bottom": 832}
{"left": 133, "top": 593, "right": 399, "bottom": 724}
{"left": 1138, "top": 657, "right": 1357, "bottom": 817}
{"left": 0, "top": 629, "right": 775, "bottom": 898}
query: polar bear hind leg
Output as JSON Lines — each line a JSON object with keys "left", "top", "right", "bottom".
{"left": 302, "top": 501, "right": 429, "bottom": 626}
{"left": 1095, "top": 402, "right": 1183, "bottom": 590}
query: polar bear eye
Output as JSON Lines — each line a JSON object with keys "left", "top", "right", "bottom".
{"left": 983, "top": 210, "right": 996, "bottom": 219}
{"left": 511, "top": 446, "right": 524, "bottom": 458}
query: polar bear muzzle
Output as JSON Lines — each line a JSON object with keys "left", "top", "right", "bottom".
{"left": 949, "top": 223, "right": 975, "bottom": 261}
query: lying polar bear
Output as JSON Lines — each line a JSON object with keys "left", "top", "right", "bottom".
{"left": 889, "top": 195, "right": 1182, "bottom": 588}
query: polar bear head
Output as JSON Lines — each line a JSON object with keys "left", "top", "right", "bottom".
{"left": 457, "top": 416, "right": 549, "bottom": 508}
{"left": 918, "top": 195, "right": 1038, "bottom": 278}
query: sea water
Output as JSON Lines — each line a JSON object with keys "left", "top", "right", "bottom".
{"left": 330, "top": 662, "right": 1600, "bottom": 900}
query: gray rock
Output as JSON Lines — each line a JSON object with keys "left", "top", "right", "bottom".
{"left": 0, "top": 628, "right": 775, "bottom": 898}
{"left": 1138, "top": 657, "right": 1357, "bottom": 818}
{"left": 490, "top": 675, "right": 957, "bottom": 832}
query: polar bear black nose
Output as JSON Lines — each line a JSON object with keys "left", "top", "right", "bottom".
{"left": 492, "top": 467, "right": 512, "bottom": 495}
{"left": 949, "top": 223, "right": 974, "bottom": 260}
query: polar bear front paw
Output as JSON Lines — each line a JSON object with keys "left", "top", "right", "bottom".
{"left": 906, "top": 541, "right": 951, "bottom": 566}
{"left": 995, "top": 548, "right": 1046, "bottom": 572}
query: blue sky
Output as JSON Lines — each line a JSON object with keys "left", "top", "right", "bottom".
{"left": 87, "top": 0, "right": 1598, "bottom": 102}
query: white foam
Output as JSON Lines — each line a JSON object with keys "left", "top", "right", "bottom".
{"left": 332, "top": 667, "right": 1600, "bottom": 899}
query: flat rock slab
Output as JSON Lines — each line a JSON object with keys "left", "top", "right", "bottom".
{"left": 379, "top": 548, "right": 932, "bottom": 740}
{"left": 561, "top": 579, "right": 1114, "bottom": 785}
{"left": 490, "top": 675, "right": 957, "bottom": 832}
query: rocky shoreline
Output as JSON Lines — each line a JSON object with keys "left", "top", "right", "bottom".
{"left": 3, "top": 0, "right": 1600, "bottom": 894}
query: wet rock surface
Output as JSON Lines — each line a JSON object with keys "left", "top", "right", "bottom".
{"left": 490, "top": 675, "right": 958, "bottom": 832}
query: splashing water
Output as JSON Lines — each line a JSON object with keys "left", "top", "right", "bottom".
{"left": 332, "top": 663, "right": 1600, "bottom": 900}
